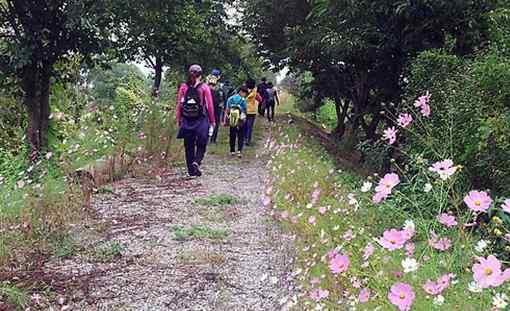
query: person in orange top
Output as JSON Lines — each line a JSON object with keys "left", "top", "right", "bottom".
{"left": 244, "top": 78, "right": 263, "bottom": 146}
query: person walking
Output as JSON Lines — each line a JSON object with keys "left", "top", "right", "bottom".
{"left": 207, "top": 74, "right": 225, "bottom": 144}
{"left": 244, "top": 78, "right": 262, "bottom": 146}
{"left": 265, "top": 82, "right": 280, "bottom": 122}
{"left": 176, "top": 64, "right": 216, "bottom": 177}
{"left": 257, "top": 77, "right": 269, "bottom": 116}
{"left": 224, "top": 86, "right": 248, "bottom": 158}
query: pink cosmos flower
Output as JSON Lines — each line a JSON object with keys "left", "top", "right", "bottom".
{"left": 375, "top": 173, "right": 401, "bottom": 195}
{"left": 473, "top": 255, "right": 510, "bottom": 289}
{"left": 311, "top": 189, "right": 321, "bottom": 205}
{"left": 318, "top": 206, "right": 327, "bottom": 215}
{"left": 329, "top": 253, "right": 350, "bottom": 274}
{"left": 309, "top": 288, "right": 329, "bottom": 302}
{"left": 405, "top": 243, "right": 415, "bottom": 257}
{"left": 502, "top": 199, "right": 510, "bottom": 214}
{"left": 290, "top": 216, "right": 299, "bottom": 224}
{"left": 280, "top": 211, "right": 289, "bottom": 220}
{"left": 383, "top": 127, "right": 398, "bottom": 145}
{"left": 397, "top": 113, "right": 413, "bottom": 128}
{"left": 423, "top": 273, "right": 453, "bottom": 296}
{"left": 420, "top": 103, "right": 431, "bottom": 117}
{"left": 464, "top": 191, "right": 493, "bottom": 213}
{"left": 262, "top": 196, "right": 271, "bottom": 207}
{"left": 414, "top": 93, "right": 431, "bottom": 108}
{"left": 428, "top": 233, "right": 452, "bottom": 251}
{"left": 414, "top": 93, "right": 432, "bottom": 117}
{"left": 378, "top": 229, "right": 408, "bottom": 251}
{"left": 437, "top": 213, "right": 458, "bottom": 228}
{"left": 308, "top": 216, "right": 316, "bottom": 225}
{"left": 363, "top": 243, "right": 375, "bottom": 261}
{"left": 359, "top": 288, "right": 371, "bottom": 303}
{"left": 388, "top": 283, "right": 415, "bottom": 311}
{"left": 429, "top": 160, "right": 457, "bottom": 180}
{"left": 372, "top": 191, "right": 389, "bottom": 203}
{"left": 343, "top": 229, "right": 354, "bottom": 241}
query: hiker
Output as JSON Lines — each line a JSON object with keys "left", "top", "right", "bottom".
{"left": 176, "top": 64, "right": 216, "bottom": 177}
{"left": 244, "top": 78, "right": 263, "bottom": 146}
{"left": 207, "top": 73, "right": 225, "bottom": 144}
{"left": 224, "top": 86, "right": 248, "bottom": 158}
{"left": 257, "top": 77, "right": 269, "bottom": 116}
{"left": 265, "top": 82, "right": 280, "bottom": 122}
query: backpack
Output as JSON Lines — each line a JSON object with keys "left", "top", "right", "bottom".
{"left": 265, "top": 88, "right": 275, "bottom": 102}
{"left": 228, "top": 97, "right": 245, "bottom": 127}
{"left": 212, "top": 87, "right": 225, "bottom": 110}
{"left": 182, "top": 83, "right": 204, "bottom": 119}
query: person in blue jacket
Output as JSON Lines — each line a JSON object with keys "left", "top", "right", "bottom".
{"left": 223, "top": 86, "right": 249, "bottom": 158}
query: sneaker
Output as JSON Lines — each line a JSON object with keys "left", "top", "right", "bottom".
{"left": 230, "top": 152, "right": 236, "bottom": 156}
{"left": 192, "top": 162, "right": 202, "bottom": 177}
{"left": 237, "top": 151, "right": 242, "bottom": 158}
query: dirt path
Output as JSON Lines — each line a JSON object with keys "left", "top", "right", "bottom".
{"left": 37, "top": 130, "right": 298, "bottom": 310}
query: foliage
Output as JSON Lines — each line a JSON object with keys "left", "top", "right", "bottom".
{"left": 244, "top": 0, "right": 496, "bottom": 140}
{"left": 172, "top": 225, "right": 229, "bottom": 241}
{"left": 404, "top": 49, "right": 510, "bottom": 196}
{"left": 193, "top": 194, "right": 239, "bottom": 207}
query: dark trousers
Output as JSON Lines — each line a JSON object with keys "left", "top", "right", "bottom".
{"left": 244, "top": 115, "right": 256, "bottom": 144}
{"left": 210, "top": 110, "right": 222, "bottom": 143}
{"left": 266, "top": 100, "right": 275, "bottom": 121}
{"left": 229, "top": 125, "right": 245, "bottom": 153}
{"left": 182, "top": 129, "right": 208, "bottom": 175}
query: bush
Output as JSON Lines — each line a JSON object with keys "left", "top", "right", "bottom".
{"left": 404, "top": 49, "right": 510, "bottom": 196}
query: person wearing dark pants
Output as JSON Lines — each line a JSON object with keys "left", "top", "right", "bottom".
{"left": 244, "top": 79, "right": 263, "bottom": 146}
{"left": 176, "top": 64, "right": 216, "bottom": 177}
{"left": 265, "top": 82, "right": 279, "bottom": 122}
{"left": 224, "top": 86, "right": 248, "bottom": 158}
{"left": 229, "top": 124, "right": 245, "bottom": 155}
{"left": 207, "top": 74, "right": 224, "bottom": 144}
{"left": 257, "top": 77, "right": 268, "bottom": 116}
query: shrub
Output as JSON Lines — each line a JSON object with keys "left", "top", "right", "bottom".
{"left": 404, "top": 49, "right": 510, "bottom": 196}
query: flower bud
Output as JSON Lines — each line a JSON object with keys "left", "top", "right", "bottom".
{"left": 494, "top": 228, "right": 503, "bottom": 237}
{"left": 492, "top": 216, "right": 503, "bottom": 225}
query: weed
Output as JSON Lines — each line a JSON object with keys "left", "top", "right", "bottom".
{"left": 176, "top": 250, "right": 226, "bottom": 266}
{"left": 92, "top": 241, "right": 124, "bottom": 262}
{"left": 193, "top": 194, "right": 239, "bottom": 207}
{"left": 172, "top": 225, "right": 229, "bottom": 241}
{"left": 50, "top": 234, "right": 77, "bottom": 259}
{"left": 0, "top": 284, "right": 28, "bottom": 310}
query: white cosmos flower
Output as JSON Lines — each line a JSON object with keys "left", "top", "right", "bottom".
{"left": 361, "top": 181, "right": 372, "bottom": 193}
{"left": 475, "top": 240, "right": 489, "bottom": 253}
{"left": 401, "top": 258, "right": 419, "bottom": 273}
{"left": 493, "top": 293, "right": 508, "bottom": 309}
{"left": 433, "top": 295, "right": 445, "bottom": 306}
{"left": 424, "top": 183, "right": 433, "bottom": 193}
{"left": 468, "top": 281, "right": 483, "bottom": 293}
{"left": 403, "top": 219, "right": 416, "bottom": 233}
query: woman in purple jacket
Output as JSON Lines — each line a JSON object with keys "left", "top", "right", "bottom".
{"left": 176, "top": 65, "right": 216, "bottom": 177}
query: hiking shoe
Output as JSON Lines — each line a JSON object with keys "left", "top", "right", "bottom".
{"left": 230, "top": 152, "right": 236, "bottom": 156}
{"left": 192, "top": 162, "right": 202, "bottom": 177}
{"left": 237, "top": 151, "right": 242, "bottom": 158}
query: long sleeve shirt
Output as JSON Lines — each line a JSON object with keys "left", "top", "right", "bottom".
{"left": 176, "top": 82, "right": 216, "bottom": 126}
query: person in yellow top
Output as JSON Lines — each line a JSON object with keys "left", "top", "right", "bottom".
{"left": 244, "top": 79, "right": 262, "bottom": 146}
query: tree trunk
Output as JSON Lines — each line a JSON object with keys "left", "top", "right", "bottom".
{"left": 333, "top": 98, "right": 348, "bottom": 139}
{"left": 152, "top": 56, "right": 163, "bottom": 97}
{"left": 22, "top": 64, "right": 52, "bottom": 162}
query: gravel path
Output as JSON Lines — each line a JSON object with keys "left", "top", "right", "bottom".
{"left": 36, "top": 132, "right": 298, "bottom": 310}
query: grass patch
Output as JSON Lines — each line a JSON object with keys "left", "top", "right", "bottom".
{"left": 0, "top": 284, "right": 28, "bottom": 310}
{"left": 50, "top": 234, "right": 77, "bottom": 259}
{"left": 172, "top": 225, "right": 229, "bottom": 241}
{"left": 91, "top": 241, "right": 124, "bottom": 262}
{"left": 193, "top": 194, "right": 239, "bottom": 207}
{"left": 268, "top": 122, "right": 492, "bottom": 309}
{"left": 176, "top": 250, "right": 226, "bottom": 266}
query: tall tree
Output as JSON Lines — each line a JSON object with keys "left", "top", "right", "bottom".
{"left": 0, "top": 0, "right": 111, "bottom": 161}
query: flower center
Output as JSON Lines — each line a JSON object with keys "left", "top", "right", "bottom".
{"left": 474, "top": 200, "right": 481, "bottom": 207}
{"left": 399, "top": 292, "right": 406, "bottom": 299}
{"left": 484, "top": 268, "right": 493, "bottom": 276}
{"left": 390, "top": 239, "right": 396, "bottom": 244}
